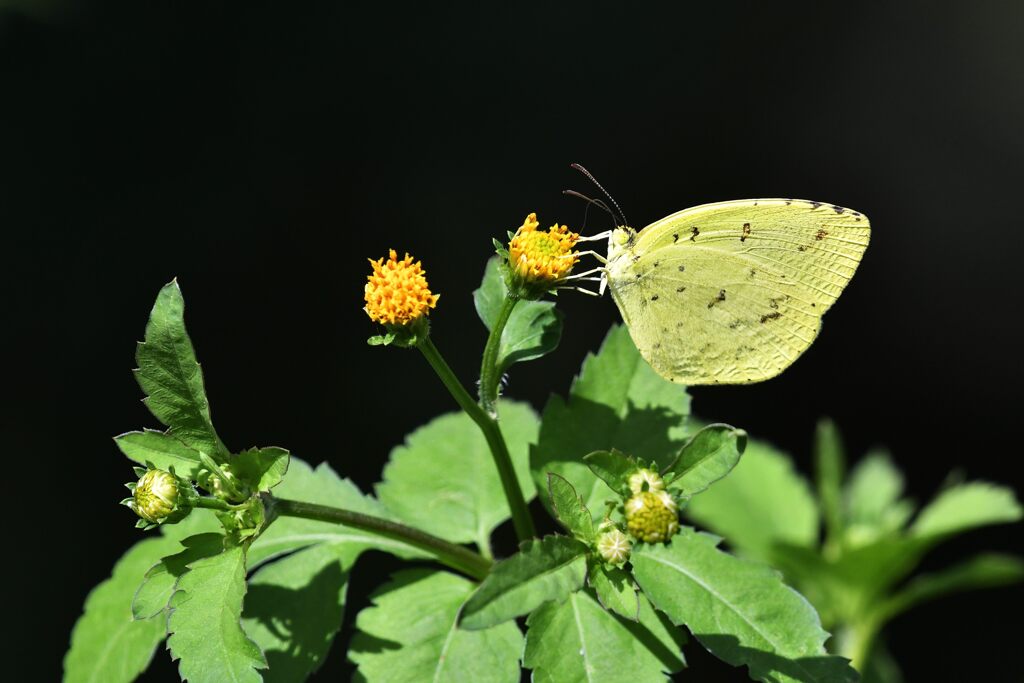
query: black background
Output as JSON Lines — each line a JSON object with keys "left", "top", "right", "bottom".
{"left": 4, "top": 1, "right": 1023, "bottom": 680}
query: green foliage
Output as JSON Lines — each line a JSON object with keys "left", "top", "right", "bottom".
{"left": 474, "top": 256, "right": 563, "bottom": 373}
{"left": 662, "top": 423, "right": 746, "bottom": 496}
{"left": 531, "top": 325, "right": 691, "bottom": 519}
{"left": 349, "top": 569, "right": 523, "bottom": 683}
{"left": 167, "top": 544, "right": 266, "bottom": 683}
{"left": 843, "top": 451, "right": 913, "bottom": 546}
{"left": 134, "top": 280, "right": 229, "bottom": 460}
{"left": 243, "top": 543, "right": 361, "bottom": 682}
{"left": 460, "top": 535, "right": 589, "bottom": 630}
{"left": 910, "top": 481, "right": 1022, "bottom": 539}
{"left": 632, "top": 529, "right": 857, "bottom": 683}
{"left": 547, "top": 473, "right": 595, "bottom": 542}
{"left": 377, "top": 401, "right": 538, "bottom": 550}
{"left": 523, "top": 590, "right": 686, "bottom": 682}
{"left": 815, "top": 419, "right": 846, "bottom": 547}
{"left": 115, "top": 429, "right": 204, "bottom": 480}
{"left": 231, "top": 447, "right": 290, "bottom": 492}
{"left": 583, "top": 448, "right": 637, "bottom": 497}
{"left": 132, "top": 532, "right": 225, "bottom": 619}
{"left": 685, "top": 435, "right": 820, "bottom": 562}
{"left": 587, "top": 561, "right": 639, "bottom": 621}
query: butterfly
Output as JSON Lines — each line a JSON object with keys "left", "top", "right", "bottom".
{"left": 599, "top": 198, "right": 870, "bottom": 385}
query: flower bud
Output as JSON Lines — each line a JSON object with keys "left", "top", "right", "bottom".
{"left": 624, "top": 490, "right": 679, "bottom": 543}
{"left": 128, "top": 469, "right": 180, "bottom": 524}
{"left": 627, "top": 468, "right": 665, "bottom": 495}
{"left": 596, "top": 526, "right": 632, "bottom": 565}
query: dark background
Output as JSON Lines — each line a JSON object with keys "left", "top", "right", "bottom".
{"left": 4, "top": 1, "right": 1022, "bottom": 680}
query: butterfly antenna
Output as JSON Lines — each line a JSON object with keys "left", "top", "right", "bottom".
{"left": 570, "top": 163, "right": 630, "bottom": 228}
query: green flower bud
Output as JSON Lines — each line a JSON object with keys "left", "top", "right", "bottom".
{"left": 596, "top": 526, "right": 632, "bottom": 565}
{"left": 128, "top": 469, "right": 180, "bottom": 524}
{"left": 627, "top": 468, "right": 665, "bottom": 495}
{"left": 624, "top": 490, "right": 679, "bottom": 543}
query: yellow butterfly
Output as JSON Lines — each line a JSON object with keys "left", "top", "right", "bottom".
{"left": 600, "top": 198, "right": 870, "bottom": 385}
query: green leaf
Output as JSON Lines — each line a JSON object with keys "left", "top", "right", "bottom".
{"left": 547, "top": 473, "right": 595, "bottom": 542}
{"left": 910, "top": 481, "right": 1022, "bottom": 540}
{"left": 231, "top": 446, "right": 290, "bottom": 492}
{"left": 249, "top": 457, "right": 428, "bottom": 567}
{"left": 663, "top": 423, "right": 746, "bottom": 496}
{"left": 684, "top": 435, "right": 819, "bottom": 562}
{"left": 459, "top": 535, "right": 588, "bottom": 630}
{"left": 64, "top": 513, "right": 222, "bottom": 683}
{"left": 377, "top": 401, "right": 538, "bottom": 551}
{"left": 587, "top": 560, "right": 639, "bottom": 621}
{"left": 872, "top": 553, "right": 1024, "bottom": 623}
{"left": 473, "top": 256, "right": 563, "bottom": 372}
{"left": 115, "top": 429, "right": 203, "bottom": 480}
{"left": 167, "top": 544, "right": 266, "bottom": 683}
{"left": 132, "top": 533, "right": 226, "bottom": 619}
{"left": 632, "top": 529, "right": 857, "bottom": 683}
{"left": 134, "top": 280, "right": 229, "bottom": 460}
{"left": 523, "top": 590, "right": 686, "bottom": 682}
{"left": 583, "top": 449, "right": 637, "bottom": 497}
{"left": 349, "top": 569, "right": 523, "bottom": 683}
{"left": 532, "top": 325, "right": 691, "bottom": 521}
{"left": 843, "top": 450, "right": 914, "bottom": 545}
{"left": 815, "top": 418, "right": 846, "bottom": 546}
{"left": 243, "top": 543, "right": 362, "bottom": 682}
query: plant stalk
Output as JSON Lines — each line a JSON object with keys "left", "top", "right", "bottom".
{"left": 271, "top": 497, "right": 492, "bottom": 580}
{"left": 479, "top": 295, "right": 519, "bottom": 414}
{"left": 417, "top": 334, "right": 536, "bottom": 541}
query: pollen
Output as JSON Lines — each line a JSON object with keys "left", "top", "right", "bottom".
{"left": 364, "top": 250, "right": 440, "bottom": 326}
{"left": 508, "top": 213, "right": 580, "bottom": 284}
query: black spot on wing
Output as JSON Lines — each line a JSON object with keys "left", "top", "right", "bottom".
{"left": 672, "top": 233, "right": 679, "bottom": 242}
{"left": 651, "top": 295, "right": 659, "bottom": 301}
{"left": 760, "top": 311, "right": 782, "bottom": 324}
{"left": 810, "top": 201, "right": 822, "bottom": 210}
{"left": 676, "top": 285, "right": 686, "bottom": 292}
{"left": 707, "top": 289, "right": 726, "bottom": 309}
{"left": 741, "top": 223, "right": 751, "bottom": 242}
{"left": 815, "top": 229, "right": 828, "bottom": 241}
{"left": 677, "top": 264, "right": 685, "bottom": 272}
{"left": 831, "top": 205, "right": 845, "bottom": 214}
{"left": 690, "top": 227, "right": 700, "bottom": 241}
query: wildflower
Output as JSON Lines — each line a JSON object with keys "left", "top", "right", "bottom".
{"left": 124, "top": 468, "right": 183, "bottom": 527}
{"left": 596, "top": 525, "right": 632, "bottom": 565}
{"left": 364, "top": 250, "right": 440, "bottom": 326}
{"left": 628, "top": 468, "right": 665, "bottom": 495}
{"left": 624, "top": 490, "right": 679, "bottom": 543}
{"left": 507, "top": 213, "right": 579, "bottom": 295}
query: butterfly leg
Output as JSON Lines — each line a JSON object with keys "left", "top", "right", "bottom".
{"left": 574, "top": 249, "right": 609, "bottom": 264}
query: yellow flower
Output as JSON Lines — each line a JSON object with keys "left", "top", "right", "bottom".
{"left": 508, "top": 213, "right": 580, "bottom": 286}
{"left": 625, "top": 490, "right": 679, "bottom": 543}
{"left": 364, "top": 250, "right": 440, "bottom": 326}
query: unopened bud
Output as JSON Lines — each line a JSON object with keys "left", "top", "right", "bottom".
{"left": 127, "top": 469, "right": 180, "bottom": 524}
{"left": 596, "top": 527, "right": 632, "bottom": 565}
{"left": 627, "top": 468, "right": 665, "bottom": 495}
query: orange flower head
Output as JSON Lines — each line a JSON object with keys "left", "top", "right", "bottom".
{"left": 508, "top": 213, "right": 579, "bottom": 285}
{"left": 364, "top": 250, "right": 440, "bottom": 326}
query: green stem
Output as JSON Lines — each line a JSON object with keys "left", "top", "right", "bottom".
{"left": 418, "top": 335, "right": 537, "bottom": 542}
{"left": 479, "top": 295, "right": 519, "bottom": 415}
{"left": 838, "top": 619, "right": 881, "bottom": 672}
{"left": 271, "top": 497, "right": 492, "bottom": 581}
{"left": 193, "top": 496, "right": 235, "bottom": 512}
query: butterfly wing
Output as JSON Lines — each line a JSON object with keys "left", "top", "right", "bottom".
{"left": 606, "top": 199, "right": 870, "bottom": 384}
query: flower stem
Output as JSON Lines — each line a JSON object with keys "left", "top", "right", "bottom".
{"left": 418, "top": 335, "right": 537, "bottom": 542}
{"left": 479, "top": 295, "right": 519, "bottom": 415}
{"left": 270, "top": 497, "right": 492, "bottom": 580}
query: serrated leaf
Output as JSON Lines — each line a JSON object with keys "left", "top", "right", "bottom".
{"left": 242, "top": 543, "right": 361, "bottom": 682}
{"left": 167, "top": 544, "right": 266, "bottom": 683}
{"left": 115, "top": 429, "right": 203, "bottom": 480}
{"left": 815, "top": 419, "right": 846, "bottom": 546}
{"left": 64, "top": 513, "right": 222, "bottom": 683}
{"left": 134, "top": 280, "right": 228, "bottom": 460}
{"left": 249, "top": 457, "right": 428, "bottom": 567}
{"left": 132, "top": 533, "right": 226, "bottom": 619}
{"left": 872, "top": 553, "right": 1024, "bottom": 623}
{"left": 473, "top": 256, "right": 563, "bottom": 372}
{"left": 459, "top": 535, "right": 588, "bottom": 630}
{"left": 684, "top": 436, "right": 819, "bottom": 562}
{"left": 583, "top": 448, "right": 636, "bottom": 497}
{"left": 663, "top": 423, "right": 746, "bottom": 496}
{"left": 548, "top": 473, "right": 595, "bottom": 542}
{"left": 910, "top": 481, "right": 1022, "bottom": 539}
{"left": 843, "top": 450, "right": 914, "bottom": 545}
{"left": 376, "top": 401, "right": 538, "bottom": 550}
{"left": 231, "top": 446, "right": 290, "bottom": 492}
{"left": 523, "top": 590, "right": 685, "bottom": 682}
{"left": 632, "top": 529, "right": 857, "bottom": 683}
{"left": 349, "top": 569, "right": 523, "bottom": 683}
{"left": 532, "top": 325, "right": 691, "bottom": 521}
{"left": 587, "top": 560, "right": 639, "bottom": 621}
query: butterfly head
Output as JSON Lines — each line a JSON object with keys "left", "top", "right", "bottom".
{"left": 607, "top": 226, "right": 637, "bottom": 263}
